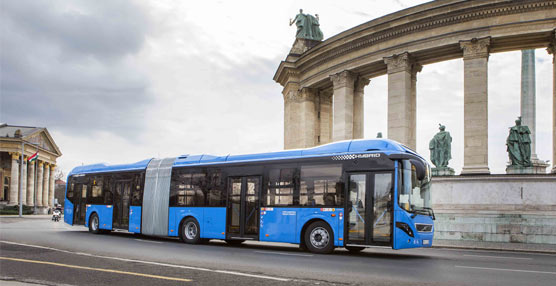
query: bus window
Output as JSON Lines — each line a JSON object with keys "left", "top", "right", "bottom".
{"left": 207, "top": 170, "right": 224, "bottom": 207}
{"left": 300, "top": 164, "right": 343, "bottom": 207}
{"left": 264, "top": 167, "right": 296, "bottom": 206}
{"left": 170, "top": 171, "right": 206, "bottom": 207}
{"left": 131, "top": 173, "right": 143, "bottom": 206}
{"left": 89, "top": 177, "right": 103, "bottom": 205}
{"left": 66, "top": 179, "right": 75, "bottom": 203}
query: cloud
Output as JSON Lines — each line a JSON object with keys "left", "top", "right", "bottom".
{"left": 0, "top": 0, "right": 152, "bottom": 139}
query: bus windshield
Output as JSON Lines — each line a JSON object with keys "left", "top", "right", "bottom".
{"left": 399, "top": 159, "right": 432, "bottom": 213}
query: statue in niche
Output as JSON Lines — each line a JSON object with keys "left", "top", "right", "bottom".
{"left": 429, "top": 124, "right": 454, "bottom": 176}
{"left": 376, "top": 132, "right": 383, "bottom": 138}
{"left": 506, "top": 116, "right": 532, "bottom": 167}
{"left": 289, "top": 9, "right": 323, "bottom": 41}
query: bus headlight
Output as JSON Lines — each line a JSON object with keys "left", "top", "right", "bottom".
{"left": 395, "top": 221, "right": 414, "bottom": 237}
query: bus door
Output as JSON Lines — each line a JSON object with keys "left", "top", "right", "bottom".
{"left": 73, "top": 183, "right": 88, "bottom": 225}
{"left": 113, "top": 180, "right": 132, "bottom": 229}
{"left": 227, "top": 176, "right": 261, "bottom": 239}
{"left": 346, "top": 172, "right": 393, "bottom": 246}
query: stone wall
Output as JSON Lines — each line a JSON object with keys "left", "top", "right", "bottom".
{"left": 431, "top": 175, "right": 556, "bottom": 244}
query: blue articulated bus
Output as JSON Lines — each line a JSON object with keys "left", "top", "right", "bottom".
{"left": 64, "top": 139, "right": 434, "bottom": 254}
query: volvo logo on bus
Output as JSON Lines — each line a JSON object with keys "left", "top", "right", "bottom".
{"left": 332, "top": 153, "right": 381, "bottom": 160}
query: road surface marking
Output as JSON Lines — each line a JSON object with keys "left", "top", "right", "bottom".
{"left": 433, "top": 247, "right": 555, "bottom": 256}
{"left": 254, "top": 250, "right": 313, "bottom": 257}
{"left": 455, "top": 265, "right": 556, "bottom": 275}
{"left": 463, "top": 254, "right": 532, "bottom": 260}
{"left": 134, "top": 239, "right": 163, "bottom": 244}
{"left": 0, "top": 256, "right": 192, "bottom": 282}
{"left": 0, "top": 240, "right": 290, "bottom": 282}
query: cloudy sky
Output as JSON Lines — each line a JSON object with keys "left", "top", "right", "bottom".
{"left": 1, "top": 0, "right": 553, "bottom": 177}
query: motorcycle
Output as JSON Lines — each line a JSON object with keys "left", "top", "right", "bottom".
{"left": 52, "top": 209, "right": 61, "bottom": 222}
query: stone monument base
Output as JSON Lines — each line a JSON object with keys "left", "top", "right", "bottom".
{"left": 432, "top": 167, "right": 455, "bottom": 176}
{"left": 506, "top": 162, "right": 549, "bottom": 174}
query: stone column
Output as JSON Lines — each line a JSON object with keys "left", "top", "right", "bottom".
{"left": 298, "top": 87, "right": 318, "bottom": 148}
{"left": 318, "top": 91, "right": 333, "bottom": 145}
{"left": 49, "top": 165, "right": 55, "bottom": 207}
{"left": 9, "top": 153, "right": 19, "bottom": 205}
{"left": 27, "top": 161, "right": 35, "bottom": 206}
{"left": 20, "top": 157, "right": 27, "bottom": 205}
{"left": 36, "top": 161, "right": 44, "bottom": 207}
{"left": 42, "top": 163, "right": 50, "bottom": 207}
{"left": 384, "top": 52, "right": 415, "bottom": 148}
{"left": 354, "top": 77, "right": 370, "bottom": 139}
{"left": 548, "top": 34, "right": 556, "bottom": 173}
{"left": 410, "top": 64, "right": 423, "bottom": 150}
{"left": 283, "top": 82, "right": 300, "bottom": 149}
{"left": 330, "top": 70, "right": 356, "bottom": 141}
{"left": 460, "top": 37, "right": 491, "bottom": 175}
{"left": 521, "top": 50, "right": 538, "bottom": 158}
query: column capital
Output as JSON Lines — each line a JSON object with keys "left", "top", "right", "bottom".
{"left": 50, "top": 165, "right": 56, "bottom": 171}
{"left": 10, "top": 153, "right": 20, "bottom": 160}
{"left": 38, "top": 161, "right": 44, "bottom": 167}
{"left": 384, "top": 52, "right": 412, "bottom": 74}
{"left": 410, "top": 63, "right": 423, "bottom": 81}
{"left": 354, "top": 77, "right": 370, "bottom": 92}
{"left": 330, "top": 70, "right": 356, "bottom": 89}
{"left": 299, "top": 87, "right": 317, "bottom": 101}
{"left": 547, "top": 30, "right": 556, "bottom": 57}
{"left": 460, "top": 37, "right": 491, "bottom": 60}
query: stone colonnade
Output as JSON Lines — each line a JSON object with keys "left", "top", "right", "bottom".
{"left": 283, "top": 35, "right": 556, "bottom": 174}
{"left": 549, "top": 33, "right": 556, "bottom": 173}
{"left": 8, "top": 152, "right": 55, "bottom": 207}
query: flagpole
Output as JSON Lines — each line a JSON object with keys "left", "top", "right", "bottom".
{"left": 19, "top": 141, "right": 25, "bottom": 218}
{"left": 33, "top": 145, "right": 38, "bottom": 214}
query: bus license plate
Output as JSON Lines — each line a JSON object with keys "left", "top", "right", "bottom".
{"left": 423, "top": 240, "right": 430, "bottom": 245}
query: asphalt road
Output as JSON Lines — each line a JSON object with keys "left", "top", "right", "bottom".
{"left": 1, "top": 216, "right": 555, "bottom": 285}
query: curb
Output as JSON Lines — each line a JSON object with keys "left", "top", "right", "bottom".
{"left": 432, "top": 244, "right": 556, "bottom": 255}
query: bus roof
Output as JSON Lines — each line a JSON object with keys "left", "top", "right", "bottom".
{"left": 69, "top": 139, "right": 418, "bottom": 176}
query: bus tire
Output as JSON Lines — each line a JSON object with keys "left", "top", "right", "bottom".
{"left": 304, "top": 221, "right": 334, "bottom": 254}
{"left": 345, "top": 246, "right": 365, "bottom": 253}
{"left": 88, "top": 213, "right": 100, "bottom": 234}
{"left": 180, "top": 217, "right": 201, "bottom": 244}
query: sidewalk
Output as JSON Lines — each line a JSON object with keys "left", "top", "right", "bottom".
{"left": 433, "top": 239, "right": 556, "bottom": 254}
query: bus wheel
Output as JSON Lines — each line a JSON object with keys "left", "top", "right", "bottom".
{"left": 88, "top": 213, "right": 100, "bottom": 234}
{"left": 304, "top": 221, "right": 334, "bottom": 254}
{"left": 225, "top": 239, "right": 245, "bottom": 245}
{"left": 345, "top": 246, "right": 365, "bottom": 253}
{"left": 180, "top": 218, "right": 201, "bottom": 244}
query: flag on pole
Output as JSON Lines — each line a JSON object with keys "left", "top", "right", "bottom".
{"left": 28, "top": 151, "right": 38, "bottom": 163}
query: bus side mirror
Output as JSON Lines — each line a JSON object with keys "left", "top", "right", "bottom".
{"left": 410, "top": 159, "right": 426, "bottom": 181}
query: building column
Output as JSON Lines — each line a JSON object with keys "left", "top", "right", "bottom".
{"left": 49, "top": 165, "right": 55, "bottom": 207}
{"left": 42, "top": 163, "right": 50, "bottom": 207}
{"left": 318, "top": 91, "right": 333, "bottom": 145}
{"left": 384, "top": 52, "right": 415, "bottom": 148}
{"left": 20, "top": 157, "right": 27, "bottom": 205}
{"left": 27, "top": 161, "right": 35, "bottom": 206}
{"left": 298, "top": 87, "right": 318, "bottom": 148}
{"left": 330, "top": 70, "right": 356, "bottom": 141}
{"left": 36, "top": 161, "right": 44, "bottom": 207}
{"left": 283, "top": 82, "right": 300, "bottom": 150}
{"left": 548, "top": 33, "right": 556, "bottom": 173}
{"left": 9, "top": 153, "right": 19, "bottom": 205}
{"left": 409, "top": 64, "right": 423, "bottom": 151}
{"left": 460, "top": 37, "right": 491, "bottom": 175}
{"left": 354, "top": 77, "right": 370, "bottom": 139}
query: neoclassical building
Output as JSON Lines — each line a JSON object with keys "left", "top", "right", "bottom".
{"left": 0, "top": 124, "right": 62, "bottom": 210}
{"left": 274, "top": 0, "right": 556, "bottom": 174}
